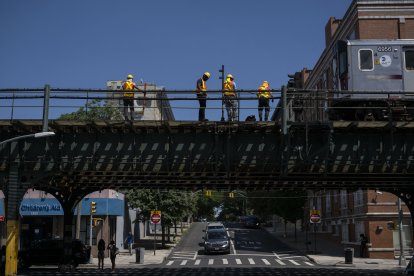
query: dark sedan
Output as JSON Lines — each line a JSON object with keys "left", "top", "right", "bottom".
{"left": 18, "top": 239, "right": 91, "bottom": 269}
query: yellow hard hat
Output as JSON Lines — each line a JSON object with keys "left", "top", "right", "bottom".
{"left": 203, "top": 72, "right": 211, "bottom": 79}
{"left": 227, "top": 74, "right": 234, "bottom": 79}
{"left": 127, "top": 74, "right": 134, "bottom": 79}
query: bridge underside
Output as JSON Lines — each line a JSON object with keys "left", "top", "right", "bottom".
{"left": 0, "top": 120, "right": 414, "bottom": 192}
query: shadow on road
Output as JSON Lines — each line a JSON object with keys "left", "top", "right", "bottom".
{"left": 19, "top": 267, "right": 402, "bottom": 276}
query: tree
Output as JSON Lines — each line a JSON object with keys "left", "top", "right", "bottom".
{"left": 58, "top": 99, "right": 123, "bottom": 121}
{"left": 125, "top": 189, "right": 198, "bottom": 247}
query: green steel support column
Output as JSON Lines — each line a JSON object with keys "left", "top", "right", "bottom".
{"left": 5, "top": 163, "right": 20, "bottom": 276}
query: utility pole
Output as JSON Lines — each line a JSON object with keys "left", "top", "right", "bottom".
{"left": 398, "top": 198, "right": 406, "bottom": 266}
{"left": 219, "top": 65, "right": 225, "bottom": 122}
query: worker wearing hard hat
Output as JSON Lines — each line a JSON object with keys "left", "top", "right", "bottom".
{"left": 196, "top": 72, "right": 210, "bottom": 121}
{"left": 257, "top": 81, "right": 273, "bottom": 121}
{"left": 223, "top": 74, "right": 238, "bottom": 121}
{"left": 122, "top": 74, "right": 145, "bottom": 120}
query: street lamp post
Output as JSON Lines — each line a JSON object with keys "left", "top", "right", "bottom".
{"left": 0, "top": 131, "right": 55, "bottom": 147}
{"left": 2, "top": 131, "right": 55, "bottom": 276}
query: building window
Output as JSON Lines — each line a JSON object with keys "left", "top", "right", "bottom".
{"left": 355, "top": 221, "right": 365, "bottom": 241}
{"left": 340, "top": 190, "right": 348, "bottom": 209}
{"left": 342, "top": 224, "right": 349, "bottom": 242}
{"left": 359, "top": 49, "right": 374, "bottom": 71}
{"left": 353, "top": 189, "right": 364, "bottom": 206}
{"left": 326, "top": 192, "right": 331, "bottom": 213}
{"left": 405, "top": 50, "right": 414, "bottom": 70}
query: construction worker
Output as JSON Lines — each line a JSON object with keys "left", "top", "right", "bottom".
{"left": 122, "top": 74, "right": 145, "bottom": 120}
{"left": 223, "top": 74, "right": 238, "bottom": 121}
{"left": 257, "top": 81, "right": 273, "bottom": 121}
{"left": 196, "top": 72, "right": 210, "bottom": 121}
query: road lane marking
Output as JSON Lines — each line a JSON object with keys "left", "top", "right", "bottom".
{"left": 194, "top": 260, "right": 201, "bottom": 266}
{"left": 273, "top": 251, "right": 281, "bottom": 260}
{"left": 248, "top": 258, "right": 255, "bottom": 265}
{"left": 180, "top": 260, "right": 187, "bottom": 266}
{"left": 208, "top": 259, "right": 214, "bottom": 265}
{"left": 262, "top": 259, "right": 271, "bottom": 265}
{"left": 166, "top": 261, "right": 174, "bottom": 266}
{"left": 223, "top": 259, "right": 228, "bottom": 265}
{"left": 227, "top": 230, "right": 237, "bottom": 255}
{"left": 236, "top": 259, "right": 242, "bottom": 265}
{"left": 289, "top": 260, "right": 300, "bottom": 266}
{"left": 304, "top": 261, "right": 314, "bottom": 266}
{"left": 276, "top": 259, "right": 286, "bottom": 265}
{"left": 193, "top": 251, "right": 198, "bottom": 260}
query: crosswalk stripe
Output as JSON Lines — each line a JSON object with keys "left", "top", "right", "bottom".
{"left": 276, "top": 259, "right": 286, "bottom": 265}
{"left": 223, "top": 259, "right": 228, "bottom": 265}
{"left": 180, "top": 260, "right": 187, "bottom": 266}
{"left": 304, "top": 261, "right": 314, "bottom": 266}
{"left": 166, "top": 261, "right": 174, "bottom": 266}
{"left": 289, "top": 260, "right": 300, "bottom": 266}
{"left": 262, "top": 259, "right": 271, "bottom": 265}
{"left": 248, "top": 258, "right": 255, "bottom": 265}
{"left": 194, "top": 260, "right": 201, "bottom": 266}
{"left": 208, "top": 259, "right": 214, "bottom": 265}
{"left": 236, "top": 258, "right": 242, "bottom": 264}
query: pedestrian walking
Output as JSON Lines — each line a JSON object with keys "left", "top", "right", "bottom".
{"left": 223, "top": 74, "right": 238, "bottom": 121}
{"left": 257, "top": 81, "right": 273, "bottom": 121}
{"left": 122, "top": 74, "right": 146, "bottom": 121}
{"left": 97, "top": 239, "right": 105, "bottom": 270}
{"left": 359, "top": 233, "right": 368, "bottom": 257}
{"left": 107, "top": 240, "right": 119, "bottom": 272}
{"left": 125, "top": 232, "right": 134, "bottom": 255}
{"left": 196, "top": 72, "right": 210, "bottom": 121}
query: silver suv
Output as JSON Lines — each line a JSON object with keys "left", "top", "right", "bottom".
{"left": 203, "top": 229, "right": 230, "bottom": 254}
{"left": 203, "top": 222, "right": 226, "bottom": 232}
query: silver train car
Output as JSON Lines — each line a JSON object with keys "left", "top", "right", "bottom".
{"left": 330, "top": 40, "right": 414, "bottom": 120}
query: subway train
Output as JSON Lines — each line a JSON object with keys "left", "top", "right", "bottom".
{"left": 327, "top": 39, "right": 414, "bottom": 121}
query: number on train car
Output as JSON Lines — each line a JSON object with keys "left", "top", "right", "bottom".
{"left": 377, "top": 46, "right": 392, "bottom": 52}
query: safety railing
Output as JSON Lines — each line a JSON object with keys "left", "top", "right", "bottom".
{"left": 1, "top": 85, "right": 413, "bottom": 125}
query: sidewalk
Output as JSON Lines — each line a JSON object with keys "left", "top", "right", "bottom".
{"left": 263, "top": 227, "right": 407, "bottom": 271}
{"left": 80, "top": 248, "right": 171, "bottom": 268}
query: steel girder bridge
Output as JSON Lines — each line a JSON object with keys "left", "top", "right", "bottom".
{"left": 1, "top": 119, "right": 414, "bottom": 214}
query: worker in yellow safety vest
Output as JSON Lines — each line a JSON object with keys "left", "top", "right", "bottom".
{"left": 196, "top": 72, "right": 210, "bottom": 121}
{"left": 257, "top": 81, "right": 273, "bottom": 121}
{"left": 223, "top": 74, "right": 238, "bottom": 121}
{"left": 122, "top": 74, "right": 145, "bottom": 121}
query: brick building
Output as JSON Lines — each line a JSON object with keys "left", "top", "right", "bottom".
{"left": 302, "top": 0, "right": 414, "bottom": 259}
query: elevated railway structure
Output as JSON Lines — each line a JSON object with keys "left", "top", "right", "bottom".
{"left": 1, "top": 86, "right": 414, "bottom": 273}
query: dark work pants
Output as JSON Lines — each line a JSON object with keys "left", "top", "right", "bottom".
{"left": 123, "top": 98, "right": 134, "bottom": 120}
{"left": 258, "top": 97, "right": 270, "bottom": 121}
{"left": 198, "top": 95, "right": 206, "bottom": 121}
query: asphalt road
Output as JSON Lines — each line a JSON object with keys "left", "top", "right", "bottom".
{"left": 165, "top": 222, "right": 315, "bottom": 268}
{"left": 19, "top": 267, "right": 403, "bottom": 276}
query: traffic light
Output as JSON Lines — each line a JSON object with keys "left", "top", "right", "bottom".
{"left": 91, "top": 201, "right": 97, "bottom": 214}
{"left": 229, "top": 192, "right": 234, "bottom": 198}
{"left": 287, "top": 72, "right": 302, "bottom": 89}
{"left": 205, "top": 190, "right": 212, "bottom": 197}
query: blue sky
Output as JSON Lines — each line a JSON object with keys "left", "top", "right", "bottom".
{"left": 0, "top": 0, "right": 352, "bottom": 121}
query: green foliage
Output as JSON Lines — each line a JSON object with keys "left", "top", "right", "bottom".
{"left": 58, "top": 99, "right": 123, "bottom": 121}
{"left": 248, "top": 190, "right": 306, "bottom": 223}
{"left": 125, "top": 189, "right": 197, "bottom": 226}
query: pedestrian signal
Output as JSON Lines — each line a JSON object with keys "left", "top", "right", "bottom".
{"left": 91, "top": 201, "right": 97, "bottom": 214}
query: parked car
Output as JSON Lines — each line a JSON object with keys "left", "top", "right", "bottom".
{"left": 405, "top": 256, "right": 414, "bottom": 275}
{"left": 203, "top": 222, "right": 226, "bottom": 232}
{"left": 18, "top": 239, "right": 91, "bottom": 269}
{"left": 243, "top": 215, "right": 260, "bottom": 229}
{"left": 203, "top": 229, "right": 230, "bottom": 254}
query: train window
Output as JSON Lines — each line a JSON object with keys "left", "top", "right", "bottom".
{"left": 405, "top": 50, "right": 414, "bottom": 70}
{"left": 359, "top": 49, "right": 373, "bottom": 71}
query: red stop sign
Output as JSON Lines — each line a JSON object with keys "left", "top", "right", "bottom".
{"left": 151, "top": 214, "right": 161, "bottom": 224}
